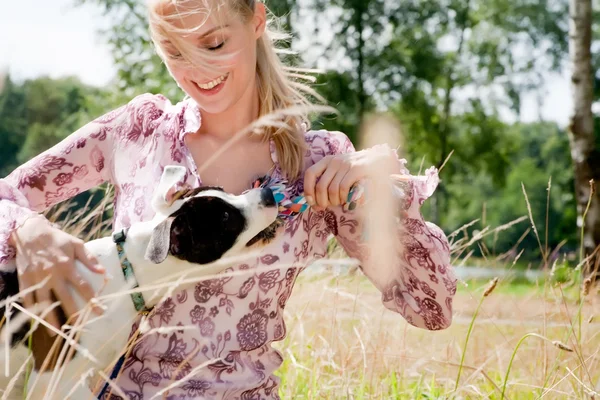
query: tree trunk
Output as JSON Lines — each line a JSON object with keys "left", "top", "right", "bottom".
{"left": 434, "top": 0, "right": 470, "bottom": 225}
{"left": 356, "top": 3, "right": 367, "bottom": 118}
{"left": 567, "top": 0, "right": 600, "bottom": 278}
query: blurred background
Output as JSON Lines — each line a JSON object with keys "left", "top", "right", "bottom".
{"left": 1, "top": 1, "right": 600, "bottom": 397}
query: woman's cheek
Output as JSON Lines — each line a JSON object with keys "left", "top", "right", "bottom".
{"left": 222, "top": 51, "right": 243, "bottom": 74}
{"left": 166, "top": 64, "right": 190, "bottom": 88}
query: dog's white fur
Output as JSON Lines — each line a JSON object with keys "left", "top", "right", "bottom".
{"left": 0, "top": 166, "right": 278, "bottom": 400}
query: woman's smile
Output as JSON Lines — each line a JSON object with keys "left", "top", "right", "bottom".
{"left": 193, "top": 73, "right": 229, "bottom": 95}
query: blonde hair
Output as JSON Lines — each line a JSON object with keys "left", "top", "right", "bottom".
{"left": 148, "top": 0, "right": 326, "bottom": 179}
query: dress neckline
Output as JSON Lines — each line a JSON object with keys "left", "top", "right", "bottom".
{"left": 178, "top": 97, "right": 283, "bottom": 193}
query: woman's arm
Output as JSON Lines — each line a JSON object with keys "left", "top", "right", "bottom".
{"left": 304, "top": 130, "right": 456, "bottom": 330}
{"left": 0, "top": 93, "right": 168, "bottom": 329}
{"left": 0, "top": 93, "right": 166, "bottom": 265}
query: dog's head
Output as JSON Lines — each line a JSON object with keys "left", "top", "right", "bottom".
{"left": 145, "top": 166, "right": 279, "bottom": 265}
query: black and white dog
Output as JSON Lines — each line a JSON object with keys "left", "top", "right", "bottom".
{"left": 0, "top": 165, "right": 279, "bottom": 399}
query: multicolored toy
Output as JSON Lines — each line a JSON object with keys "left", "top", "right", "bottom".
{"left": 251, "top": 176, "right": 367, "bottom": 222}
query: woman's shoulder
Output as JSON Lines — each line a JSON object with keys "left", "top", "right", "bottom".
{"left": 123, "top": 93, "right": 200, "bottom": 117}
{"left": 108, "top": 93, "right": 200, "bottom": 142}
{"left": 304, "top": 128, "right": 355, "bottom": 158}
{"left": 124, "top": 93, "right": 191, "bottom": 118}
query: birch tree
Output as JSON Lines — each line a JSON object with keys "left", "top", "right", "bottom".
{"left": 567, "top": 0, "right": 599, "bottom": 276}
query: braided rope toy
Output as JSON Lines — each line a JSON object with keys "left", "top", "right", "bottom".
{"left": 252, "top": 176, "right": 367, "bottom": 222}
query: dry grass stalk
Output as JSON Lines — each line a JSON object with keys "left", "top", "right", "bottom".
{"left": 483, "top": 277, "right": 499, "bottom": 297}
{"left": 552, "top": 340, "right": 574, "bottom": 352}
{"left": 521, "top": 183, "right": 547, "bottom": 266}
{"left": 582, "top": 278, "right": 592, "bottom": 297}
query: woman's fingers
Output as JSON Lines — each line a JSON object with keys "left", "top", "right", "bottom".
{"left": 11, "top": 218, "right": 106, "bottom": 335}
{"left": 65, "top": 270, "right": 101, "bottom": 315}
{"left": 314, "top": 163, "right": 341, "bottom": 208}
{"left": 328, "top": 167, "right": 351, "bottom": 207}
{"left": 17, "top": 269, "right": 35, "bottom": 310}
{"left": 304, "top": 155, "right": 367, "bottom": 210}
{"left": 74, "top": 241, "right": 105, "bottom": 274}
{"left": 34, "top": 283, "right": 61, "bottom": 332}
{"left": 53, "top": 279, "right": 81, "bottom": 321}
{"left": 304, "top": 156, "right": 331, "bottom": 206}
{"left": 340, "top": 168, "right": 362, "bottom": 207}
{"left": 73, "top": 243, "right": 104, "bottom": 314}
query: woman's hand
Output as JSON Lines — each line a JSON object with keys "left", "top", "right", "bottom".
{"left": 303, "top": 146, "right": 403, "bottom": 210}
{"left": 10, "top": 215, "right": 106, "bottom": 334}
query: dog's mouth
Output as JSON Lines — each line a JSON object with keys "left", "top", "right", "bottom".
{"left": 246, "top": 219, "right": 284, "bottom": 247}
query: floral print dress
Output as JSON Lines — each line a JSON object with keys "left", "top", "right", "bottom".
{"left": 0, "top": 94, "right": 457, "bottom": 399}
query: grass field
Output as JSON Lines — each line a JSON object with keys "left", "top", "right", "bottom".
{"left": 275, "top": 270, "right": 599, "bottom": 399}
{"left": 8, "top": 144, "right": 599, "bottom": 399}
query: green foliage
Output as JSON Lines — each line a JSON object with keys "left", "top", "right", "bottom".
{"left": 311, "top": 71, "right": 372, "bottom": 144}
{"left": 0, "top": 75, "right": 105, "bottom": 170}
{"left": 0, "top": 75, "right": 115, "bottom": 229}
{"left": 444, "top": 121, "right": 578, "bottom": 259}
{"left": 264, "top": 0, "right": 295, "bottom": 34}
{"left": 301, "top": 0, "right": 574, "bottom": 229}
{"left": 550, "top": 258, "right": 576, "bottom": 284}
{"left": 0, "top": 77, "right": 28, "bottom": 176}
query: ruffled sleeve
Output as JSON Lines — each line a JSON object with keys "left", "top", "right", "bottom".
{"left": 0, "top": 93, "right": 169, "bottom": 267}
{"left": 306, "top": 130, "right": 457, "bottom": 330}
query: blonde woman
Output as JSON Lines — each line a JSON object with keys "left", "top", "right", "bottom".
{"left": 0, "top": 0, "right": 456, "bottom": 398}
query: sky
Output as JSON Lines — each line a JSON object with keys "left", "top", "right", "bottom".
{"left": 0, "top": 0, "right": 579, "bottom": 128}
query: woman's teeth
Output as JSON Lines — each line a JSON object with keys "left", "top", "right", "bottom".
{"left": 197, "top": 74, "right": 228, "bottom": 90}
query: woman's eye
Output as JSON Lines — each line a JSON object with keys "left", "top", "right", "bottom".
{"left": 207, "top": 41, "right": 225, "bottom": 51}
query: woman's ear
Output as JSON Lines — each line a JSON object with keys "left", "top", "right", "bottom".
{"left": 253, "top": 1, "right": 267, "bottom": 39}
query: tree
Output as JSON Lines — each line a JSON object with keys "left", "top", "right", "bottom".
{"left": 304, "top": 0, "right": 569, "bottom": 226}
{"left": 443, "top": 121, "right": 577, "bottom": 261}
{"left": 16, "top": 77, "right": 104, "bottom": 163}
{"left": 307, "top": 0, "right": 399, "bottom": 119}
{"left": 0, "top": 76, "right": 28, "bottom": 176}
{"left": 310, "top": 71, "right": 375, "bottom": 144}
{"left": 0, "top": 76, "right": 106, "bottom": 172}
{"left": 567, "top": 0, "right": 599, "bottom": 276}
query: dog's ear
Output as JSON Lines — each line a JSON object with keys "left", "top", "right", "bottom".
{"left": 152, "top": 165, "right": 189, "bottom": 214}
{"left": 144, "top": 216, "right": 175, "bottom": 264}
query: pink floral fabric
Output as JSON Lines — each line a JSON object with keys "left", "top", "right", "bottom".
{"left": 0, "top": 94, "right": 456, "bottom": 399}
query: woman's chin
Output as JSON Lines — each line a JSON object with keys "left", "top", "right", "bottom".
{"left": 187, "top": 90, "right": 230, "bottom": 114}
{"left": 194, "top": 100, "right": 232, "bottom": 115}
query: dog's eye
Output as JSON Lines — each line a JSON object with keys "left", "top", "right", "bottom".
{"left": 222, "top": 212, "right": 229, "bottom": 222}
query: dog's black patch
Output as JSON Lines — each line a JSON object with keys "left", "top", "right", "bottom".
{"left": 168, "top": 195, "right": 248, "bottom": 265}
{"left": 0, "top": 271, "right": 67, "bottom": 349}
{"left": 0, "top": 271, "right": 27, "bottom": 347}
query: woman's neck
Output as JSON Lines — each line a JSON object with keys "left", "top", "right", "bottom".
{"left": 198, "top": 75, "right": 260, "bottom": 142}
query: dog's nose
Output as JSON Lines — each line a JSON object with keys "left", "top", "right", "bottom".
{"left": 260, "top": 187, "right": 277, "bottom": 207}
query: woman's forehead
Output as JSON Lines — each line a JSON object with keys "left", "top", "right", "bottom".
{"left": 155, "top": 0, "right": 232, "bottom": 30}
{"left": 154, "top": 3, "right": 236, "bottom": 48}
